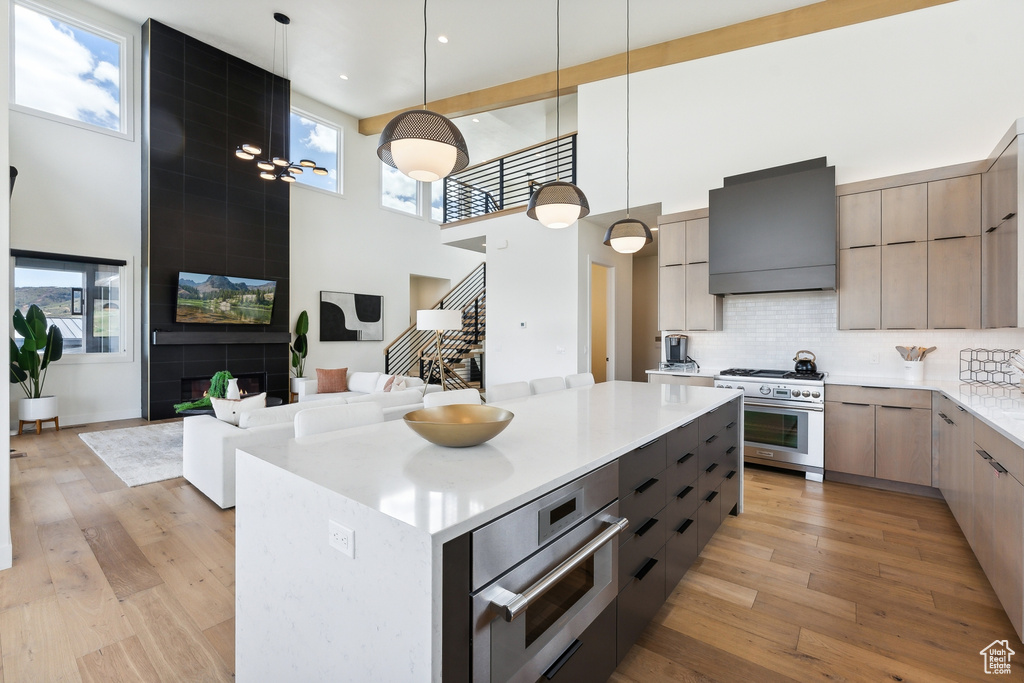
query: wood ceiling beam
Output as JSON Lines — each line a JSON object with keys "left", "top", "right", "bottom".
{"left": 358, "top": 0, "right": 956, "bottom": 136}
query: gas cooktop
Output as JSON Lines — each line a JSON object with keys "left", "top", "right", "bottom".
{"left": 718, "top": 368, "right": 826, "bottom": 382}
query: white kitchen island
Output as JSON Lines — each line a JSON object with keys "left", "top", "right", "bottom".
{"left": 234, "top": 381, "right": 742, "bottom": 682}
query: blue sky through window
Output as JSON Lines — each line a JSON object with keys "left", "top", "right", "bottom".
{"left": 382, "top": 164, "right": 418, "bottom": 215}
{"left": 290, "top": 112, "right": 340, "bottom": 193}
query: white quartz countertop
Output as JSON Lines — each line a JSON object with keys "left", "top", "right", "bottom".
{"left": 237, "top": 381, "right": 741, "bottom": 543}
{"left": 826, "top": 374, "right": 1024, "bottom": 450}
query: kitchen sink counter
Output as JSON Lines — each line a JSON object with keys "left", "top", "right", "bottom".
{"left": 826, "top": 374, "right": 1024, "bottom": 449}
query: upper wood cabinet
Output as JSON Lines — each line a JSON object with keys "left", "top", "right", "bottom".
{"left": 928, "top": 236, "right": 981, "bottom": 329}
{"left": 881, "top": 184, "right": 928, "bottom": 244}
{"left": 658, "top": 220, "right": 685, "bottom": 267}
{"left": 982, "top": 135, "right": 1019, "bottom": 328}
{"left": 838, "top": 247, "right": 880, "bottom": 330}
{"left": 928, "top": 175, "right": 981, "bottom": 239}
{"left": 881, "top": 242, "right": 927, "bottom": 329}
{"left": 684, "top": 218, "right": 709, "bottom": 264}
{"left": 658, "top": 265, "right": 686, "bottom": 331}
{"left": 657, "top": 211, "right": 722, "bottom": 332}
{"left": 684, "top": 263, "right": 722, "bottom": 331}
{"left": 839, "top": 192, "right": 881, "bottom": 248}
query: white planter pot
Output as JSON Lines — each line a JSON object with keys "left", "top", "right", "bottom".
{"left": 290, "top": 377, "right": 304, "bottom": 393}
{"left": 19, "top": 395, "right": 58, "bottom": 421}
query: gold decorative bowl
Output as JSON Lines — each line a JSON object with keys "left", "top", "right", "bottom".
{"left": 403, "top": 404, "right": 514, "bottom": 448}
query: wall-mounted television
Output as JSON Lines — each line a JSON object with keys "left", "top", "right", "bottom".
{"left": 175, "top": 272, "right": 276, "bottom": 325}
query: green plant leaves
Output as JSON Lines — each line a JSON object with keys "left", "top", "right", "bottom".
{"left": 296, "top": 310, "right": 309, "bottom": 336}
{"left": 9, "top": 304, "right": 64, "bottom": 398}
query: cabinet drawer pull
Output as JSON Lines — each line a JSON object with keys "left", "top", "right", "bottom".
{"left": 880, "top": 405, "right": 912, "bottom": 410}
{"left": 634, "top": 557, "right": 658, "bottom": 582}
{"left": 635, "top": 517, "right": 660, "bottom": 538}
{"left": 705, "top": 463, "right": 718, "bottom": 474}
{"left": 676, "top": 518, "right": 694, "bottom": 535}
{"left": 977, "top": 449, "right": 993, "bottom": 461}
{"left": 638, "top": 437, "right": 660, "bottom": 450}
{"left": 705, "top": 434, "right": 718, "bottom": 444}
{"left": 725, "top": 421, "right": 736, "bottom": 430}
{"left": 937, "top": 412, "right": 947, "bottom": 420}
{"left": 635, "top": 477, "right": 659, "bottom": 495}
{"left": 677, "top": 452, "right": 695, "bottom": 465}
{"left": 676, "top": 485, "right": 694, "bottom": 500}
{"left": 543, "top": 639, "right": 583, "bottom": 680}
{"left": 725, "top": 446, "right": 737, "bottom": 455}
{"left": 988, "top": 460, "right": 1008, "bottom": 476}
{"left": 725, "top": 470, "right": 737, "bottom": 480}
{"left": 705, "top": 491, "right": 718, "bottom": 503}
{"left": 842, "top": 402, "right": 871, "bottom": 407}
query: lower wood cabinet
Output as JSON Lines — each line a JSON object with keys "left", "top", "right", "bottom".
{"left": 825, "top": 400, "right": 875, "bottom": 476}
{"left": 647, "top": 374, "right": 714, "bottom": 387}
{"left": 875, "top": 405, "right": 931, "bottom": 486}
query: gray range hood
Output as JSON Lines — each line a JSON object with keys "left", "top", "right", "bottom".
{"left": 708, "top": 158, "right": 836, "bottom": 295}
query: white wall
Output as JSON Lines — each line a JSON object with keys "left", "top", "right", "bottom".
{"left": 8, "top": 0, "right": 142, "bottom": 428}
{"left": 0, "top": 0, "right": 12, "bottom": 569}
{"left": 288, "top": 92, "right": 481, "bottom": 378}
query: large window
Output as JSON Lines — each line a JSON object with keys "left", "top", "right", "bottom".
{"left": 430, "top": 181, "right": 444, "bottom": 223}
{"left": 14, "top": 253, "right": 125, "bottom": 355}
{"left": 381, "top": 163, "right": 420, "bottom": 215}
{"left": 290, "top": 109, "right": 342, "bottom": 194}
{"left": 11, "top": 0, "right": 128, "bottom": 135}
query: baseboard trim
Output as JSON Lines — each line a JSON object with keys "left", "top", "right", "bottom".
{"left": 824, "top": 471, "right": 943, "bottom": 499}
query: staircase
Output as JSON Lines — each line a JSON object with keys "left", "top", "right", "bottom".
{"left": 384, "top": 263, "right": 486, "bottom": 389}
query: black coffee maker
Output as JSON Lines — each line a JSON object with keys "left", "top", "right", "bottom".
{"left": 664, "top": 334, "right": 688, "bottom": 363}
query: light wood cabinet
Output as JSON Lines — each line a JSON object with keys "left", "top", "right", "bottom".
{"left": 658, "top": 220, "right": 685, "bottom": 267}
{"left": 658, "top": 265, "right": 685, "bottom": 331}
{"left": 881, "top": 184, "right": 928, "bottom": 244}
{"left": 932, "top": 393, "right": 973, "bottom": 533}
{"left": 647, "top": 374, "right": 714, "bottom": 387}
{"left": 928, "top": 175, "right": 981, "bottom": 239}
{"left": 839, "top": 192, "right": 880, "bottom": 248}
{"left": 928, "top": 236, "right": 981, "bottom": 328}
{"left": 881, "top": 242, "right": 927, "bottom": 329}
{"left": 825, "top": 401, "right": 875, "bottom": 477}
{"left": 684, "top": 218, "right": 709, "bottom": 264}
{"left": 838, "top": 247, "right": 880, "bottom": 330}
{"left": 875, "top": 406, "right": 931, "bottom": 486}
{"left": 982, "top": 136, "right": 1018, "bottom": 328}
{"left": 685, "top": 263, "right": 722, "bottom": 331}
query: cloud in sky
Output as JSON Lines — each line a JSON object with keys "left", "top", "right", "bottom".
{"left": 298, "top": 116, "right": 337, "bottom": 154}
{"left": 382, "top": 165, "right": 418, "bottom": 214}
{"left": 14, "top": 5, "right": 120, "bottom": 130}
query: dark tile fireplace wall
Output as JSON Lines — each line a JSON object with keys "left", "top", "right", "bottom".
{"left": 142, "top": 20, "right": 290, "bottom": 419}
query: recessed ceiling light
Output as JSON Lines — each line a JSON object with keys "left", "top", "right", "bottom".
{"left": 437, "top": 35, "right": 448, "bottom": 43}
{"left": 650, "top": 226, "right": 659, "bottom": 231}
{"left": 472, "top": 118, "right": 480, "bottom": 123}
{"left": 339, "top": 74, "right": 349, "bottom": 80}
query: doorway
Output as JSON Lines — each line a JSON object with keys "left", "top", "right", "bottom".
{"left": 590, "top": 263, "right": 613, "bottom": 383}
{"left": 409, "top": 275, "right": 452, "bottom": 326}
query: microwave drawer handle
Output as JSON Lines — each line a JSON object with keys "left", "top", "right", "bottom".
{"left": 744, "top": 400, "right": 824, "bottom": 412}
{"left": 493, "top": 517, "right": 629, "bottom": 623}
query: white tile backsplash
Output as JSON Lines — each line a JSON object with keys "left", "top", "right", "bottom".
{"left": 671, "top": 291, "right": 1023, "bottom": 381}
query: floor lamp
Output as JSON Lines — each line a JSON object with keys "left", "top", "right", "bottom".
{"left": 417, "top": 309, "right": 469, "bottom": 392}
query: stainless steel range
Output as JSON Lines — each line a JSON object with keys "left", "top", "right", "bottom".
{"left": 715, "top": 368, "right": 825, "bottom": 481}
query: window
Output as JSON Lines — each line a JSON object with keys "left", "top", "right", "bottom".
{"left": 381, "top": 163, "right": 420, "bottom": 215}
{"left": 14, "top": 253, "right": 125, "bottom": 355}
{"left": 12, "top": 1, "right": 129, "bottom": 135}
{"left": 290, "top": 109, "right": 342, "bottom": 194}
{"left": 430, "top": 180, "right": 444, "bottom": 222}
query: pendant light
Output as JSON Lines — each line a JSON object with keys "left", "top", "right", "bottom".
{"left": 235, "top": 13, "right": 328, "bottom": 182}
{"left": 603, "top": 0, "right": 652, "bottom": 254}
{"left": 377, "top": 0, "right": 469, "bottom": 183}
{"left": 527, "top": 0, "right": 589, "bottom": 229}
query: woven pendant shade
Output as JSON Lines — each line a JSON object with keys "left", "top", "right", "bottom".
{"left": 377, "top": 109, "right": 469, "bottom": 182}
{"left": 526, "top": 180, "right": 590, "bottom": 229}
{"left": 603, "top": 217, "right": 652, "bottom": 254}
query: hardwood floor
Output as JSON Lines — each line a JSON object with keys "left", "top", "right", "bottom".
{"left": 4, "top": 421, "right": 1021, "bottom": 681}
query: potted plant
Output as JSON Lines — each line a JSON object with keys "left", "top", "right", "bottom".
{"left": 290, "top": 310, "right": 308, "bottom": 394}
{"left": 173, "top": 370, "right": 233, "bottom": 413}
{"left": 9, "top": 304, "right": 64, "bottom": 425}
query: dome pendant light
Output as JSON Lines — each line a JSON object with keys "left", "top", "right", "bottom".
{"left": 377, "top": 0, "right": 469, "bottom": 182}
{"left": 527, "top": 0, "right": 589, "bottom": 230}
{"left": 603, "top": 0, "right": 652, "bottom": 254}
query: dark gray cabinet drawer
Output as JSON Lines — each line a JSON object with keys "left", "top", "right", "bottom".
{"left": 619, "top": 437, "right": 668, "bottom": 499}
{"left": 664, "top": 480, "right": 701, "bottom": 531}
{"left": 698, "top": 398, "right": 740, "bottom": 442}
{"left": 666, "top": 449, "right": 699, "bottom": 494}
{"left": 620, "top": 476, "right": 667, "bottom": 539}
{"left": 720, "top": 468, "right": 740, "bottom": 517}
{"left": 697, "top": 490, "right": 722, "bottom": 552}
{"left": 538, "top": 600, "right": 616, "bottom": 683}
{"left": 616, "top": 546, "right": 666, "bottom": 664}
{"left": 665, "top": 515, "right": 699, "bottom": 593}
{"left": 619, "top": 512, "right": 668, "bottom": 591}
{"left": 666, "top": 420, "right": 699, "bottom": 462}
{"left": 698, "top": 464, "right": 727, "bottom": 501}
{"left": 698, "top": 429, "right": 738, "bottom": 472}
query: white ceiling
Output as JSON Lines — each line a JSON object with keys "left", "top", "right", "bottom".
{"left": 89, "top": 0, "right": 820, "bottom": 120}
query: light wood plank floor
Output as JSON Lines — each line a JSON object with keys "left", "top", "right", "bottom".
{"left": 5, "top": 421, "right": 1023, "bottom": 681}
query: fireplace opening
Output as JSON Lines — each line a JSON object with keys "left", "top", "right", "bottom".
{"left": 181, "top": 372, "right": 267, "bottom": 401}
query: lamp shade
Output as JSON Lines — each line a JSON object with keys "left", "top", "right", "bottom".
{"left": 526, "top": 180, "right": 590, "bottom": 229}
{"left": 377, "top": 110, "right": 470, "bottom": 182}
{"left": 417, "top": 309, "right": 463, "bottom": 331}
{"left": 603, "top": 217, "right": 652, "bottom": 254}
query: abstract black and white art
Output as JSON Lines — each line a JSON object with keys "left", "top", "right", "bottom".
{"left": 320, "top": 291, "right": 384, "bottom": 341}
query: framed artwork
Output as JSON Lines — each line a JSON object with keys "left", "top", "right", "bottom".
{"left": 320, "top": 291, "right": 384, "bottom": 341}
{"left": 71, "top": 287, "right": 83, "bottom": 315}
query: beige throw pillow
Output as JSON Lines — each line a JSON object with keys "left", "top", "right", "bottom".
{"left": 211, "top": 392, "right": 267, "bottom": 426}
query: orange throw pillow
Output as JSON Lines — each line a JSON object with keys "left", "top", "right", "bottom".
{"left": 316, "top": 367, "right": 348, "bottom": 394}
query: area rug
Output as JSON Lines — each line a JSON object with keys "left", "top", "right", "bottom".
{"left": 79, "top": 422, "right": 184, "bottom": 487}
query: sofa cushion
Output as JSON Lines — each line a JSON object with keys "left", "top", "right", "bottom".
{"left": 381, "top": 375, "right": 396, "bottom": 392}
{"left": 346, "top": 388, "right": 423, "bottom": 409}
{"left": 238, "top": 395, "right": 348, "bottom": 429}
{"left": 316, "top": 367, "right": 348, "bottom": 394}
{"left": 211, "top": 393, "right": 266, "bottom": 425}
{"left": 347, "top": 371, "right": 381, "bottom": 394}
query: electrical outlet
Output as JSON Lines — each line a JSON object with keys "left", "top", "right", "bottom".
{"left": 329, "top": 520, "right": 354, "bottom": 558}
{"left": 869, "top": 352, "right": 880, "bottom": 365}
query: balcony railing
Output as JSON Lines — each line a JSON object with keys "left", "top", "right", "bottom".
{"left": 442, "top": 133, "right": 577, "bottom": 224}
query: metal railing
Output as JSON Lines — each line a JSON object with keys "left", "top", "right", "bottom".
{"left": 442, "top": 133, "right": 577, "bottom": 223}
{"left": 384, "top": 263, "right": 486, "bottom": 380}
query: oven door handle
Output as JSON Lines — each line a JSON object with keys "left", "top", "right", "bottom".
{"left": 744, "top": 400, "right": 824, "bottom": 412}
{"left": 491, "top": 517, "right": 629, "bottom": 622}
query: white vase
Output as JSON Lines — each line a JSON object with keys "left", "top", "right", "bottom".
{"left": 290, "top": 377, "right": 303, "bottom": 393}
{"left": 19, "top": 395, "right": 58, "bottom": 421}
{"left": 226, "top": 378, "right": 240, "bottom": 400}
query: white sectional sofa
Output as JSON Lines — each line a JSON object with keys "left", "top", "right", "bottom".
{"left": 183, "top": 376, "right": 429, "bottom": 509}
{"left": 294, "top": 371, "right": 440, "bottom": 402}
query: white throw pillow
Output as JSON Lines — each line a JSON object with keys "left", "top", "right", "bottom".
{"left": 392, "top": 377, "right": 408, "bottom": 391}
{"left": 211, "top": 393, "right": 266, "bottom": 426}
{"left": 347, "top": 371, "right": 381, "bottom": 394}
{"left": 375, "top": 374, "right": 395, "bottom": 392}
